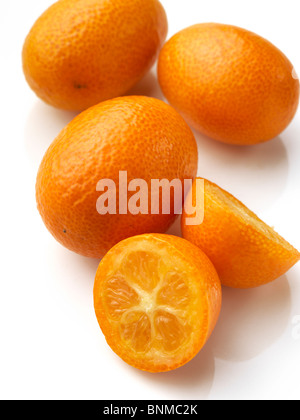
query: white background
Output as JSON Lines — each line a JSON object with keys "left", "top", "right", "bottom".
{"left": 1, "top": 0, "right": 300, "bottom": 400}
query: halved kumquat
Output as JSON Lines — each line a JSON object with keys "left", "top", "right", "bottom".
{"left": 93, "top": 234, "right": 222, "bottom": 373}
{"left": 182, "top": 179, "right": 300, "bottom": 289}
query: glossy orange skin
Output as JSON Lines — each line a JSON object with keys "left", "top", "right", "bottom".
{"left": 36, "top": 96, "right": 198, "bottom": 258}
{"left": 22, "top": 0, "right": 168, "bottom": 111}
{"left": 181, "top": 179, "right": 300, "bottom": 288}
{"left": 94, "top": 234, "right": 222, "bottom": 372}
{"left": 158, "top": 23, "right": 300, "bottom": 145}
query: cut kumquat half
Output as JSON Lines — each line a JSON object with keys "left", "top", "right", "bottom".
{"left": 93, "top": 234, "right": 222, "bottom": 373}
{"left": 182, "top": 178, "right": 300, "bottom": 289}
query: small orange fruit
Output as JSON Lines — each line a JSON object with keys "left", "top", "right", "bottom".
{"left": 36, "top": 96, "right": 198, "bottom": 259}
{"left": 158, "top": 23, "right": 300, "bottom": 145}
{"left": 93, "top": 234, "right": 222, "bottom": 373}
{"left": 181, "top": 179, "right": 300, "bottom": 288}
{"left": 22, "top": 0, "right": 168, "bottom": 111}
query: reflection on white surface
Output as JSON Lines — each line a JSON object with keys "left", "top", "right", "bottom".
{"left": 210, "top": 277, "right": 291, "bottom": 361}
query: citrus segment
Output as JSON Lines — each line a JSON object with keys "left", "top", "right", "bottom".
{"left": 156, "top": 271, "right": 190, "bottom": 309}
{"left": 120, "top": 251, "right": 163, "bottom": 292}
{"left": 104, "top": 275, "right": 140, "bottom": 320}
{"left": 153, "top": 309, "right": 190, "bottom": 352}
{"left": 94, "top": 234, "right": 222, "bottom": 372}
{"left": 120, "top": 311, "right": 151, "bottom": 353}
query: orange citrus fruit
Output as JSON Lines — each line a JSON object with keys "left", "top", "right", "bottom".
{"left": 22, "top": 0, "right": 168, "bottom": 111}
{"left": 181, "top": 178, "right": 300, "bottom": 288}
{"left": 93, "top": 234, "right": 222, "bottom": 372}
{"left": 158, "top": 23, "right": 299, "bottom": 145}
{"left": 36, "top": 96, "right": 198, "bottom": 259}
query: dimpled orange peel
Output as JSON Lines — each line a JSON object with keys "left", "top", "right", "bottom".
{"left": 35, "top": 96, "right": 198, "bottom": 259}
{"left": 181, "top": 179, "right": 300, "bottom": 288}
{"left": 22, "top": 0, "right": 168, "bottom": 111}
{"left": 93, "top": 234, "right": 222, "bottom": 373}
{"left": 158, "top": 23, "right": 299, "bottom": 145}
